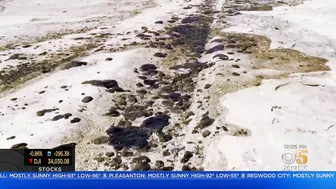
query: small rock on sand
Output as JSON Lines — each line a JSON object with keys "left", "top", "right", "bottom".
{"left": 6, "top": 136, "right": 16, "bottom": 140}
{"left": 82, "top": 96, "right": 93, "bottom": 103}
{"left": 70, "top": 117, "right": 81, "bottom": 123}
{"left": 202, "top": 130, "right": 211, "bottom": 138}
{"left": 92, "top": 136, "right": 109, "bottom": 145}
{"left": 10, "top": 143, "right": 28, "bottom": 149}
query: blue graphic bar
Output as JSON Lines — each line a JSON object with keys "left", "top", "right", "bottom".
{"left": 0, "top": 172, "right": 335, "bottom": 189}
{"left": 0, "top": 171, "right": 335, "bottom": 180}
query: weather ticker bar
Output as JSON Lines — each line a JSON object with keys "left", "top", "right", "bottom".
{"left": 0, "top": 172, "right": 335, "bottom": 180}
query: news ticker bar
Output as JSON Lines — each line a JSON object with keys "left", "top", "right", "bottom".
{"left": 0, "top": 172, "right": 335, "bottom": 180}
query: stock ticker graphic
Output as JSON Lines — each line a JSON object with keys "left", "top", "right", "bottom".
{"left": 0, "top": 148, "right": 75, "bottom": 172}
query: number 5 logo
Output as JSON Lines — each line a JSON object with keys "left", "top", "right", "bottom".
{"left": 296, "top": 150, "right": 308, "bottom": 164}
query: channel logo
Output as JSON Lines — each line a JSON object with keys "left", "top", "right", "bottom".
{"left": 281, "top": 150, "right": 308, "bottom": 171}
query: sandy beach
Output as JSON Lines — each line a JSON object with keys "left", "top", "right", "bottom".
{"left": 0, "top": 0, "right": 335, "bottom": 171}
